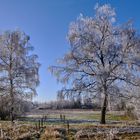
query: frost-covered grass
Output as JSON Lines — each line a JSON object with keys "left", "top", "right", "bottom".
{"left": 0, "top": 121, "right": 40, "bottom": 140}
{"left": 0, "top": 109, "right": 136, "bottom": 139}
{"left": 23, "top": 109, "right": 133, "bottom": 122}
{"left": 40, "top": 122, "right": 140, "bottom": 140}
{"left": 0, "top": 119, "right": 139, "bottom": 140}
{"left": 83, "top": 113, "right": 132, "bottom": 121}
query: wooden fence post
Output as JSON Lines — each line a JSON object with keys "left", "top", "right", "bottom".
{"left": 67, "top": 120, "right": 70, "bottom": 134}
{"left": 38, "top": 120, "right": 41, "bottom": 129}
{"left": 60, "top": 114, "right": 62, "bottom": 121}
{"left": 63, "top": 115, "right": 65, "bottom": 123}
{"left": 41, "top": 118, "right": 43, "bottom": 127}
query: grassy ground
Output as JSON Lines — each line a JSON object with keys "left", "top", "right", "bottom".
{"left": 39, "top": 122, "right": 140, "bottom": 140}
{"left": 24, "top": 109, "right": 132, "bottom": 122}
{"left": 0, "top": 110, "right": 139, "bottom": 139}
{"left": 0, "top": 120, "right": 139, "bottom": 140}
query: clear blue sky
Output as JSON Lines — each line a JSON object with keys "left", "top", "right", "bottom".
{"left": 0, "top": 0, "right": 140, "bottom": 102}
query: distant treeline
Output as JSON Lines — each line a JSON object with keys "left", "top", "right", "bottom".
{"left": 38, "top": 99, "right": 98, "bottom": 110}
{"left": 36, "top": 97, "right": 125, "bottom": 111}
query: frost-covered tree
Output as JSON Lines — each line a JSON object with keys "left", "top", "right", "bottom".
{"left": 49, "top": 4, "right": 140, "bottom": 124}
{"left": 0, "top": 30, "right": 40, "bottom": 122}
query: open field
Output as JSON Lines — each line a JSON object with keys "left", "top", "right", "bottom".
{"left": 0, "top": 109, "right": 140, "bottom": 139}
{"left": 21, "top": 109, "right": 140, "bottom": 139}
{"left": 23, "top": 109, "right": 132, "bottom": 123}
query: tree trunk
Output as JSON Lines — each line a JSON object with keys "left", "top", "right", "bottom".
{"left": 9, "top": 51, "right": 14, "bottom": 123}
{"left": 10, "top": 79, "right": 14, "bottom": 123}
{"left": 100, "top": 84, "right": 108, "bottom": 124}
{"left": 100, "top": 94, "right": 107, "bottom": 124}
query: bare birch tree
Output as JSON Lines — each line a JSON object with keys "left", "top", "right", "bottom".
{"left": 0, "top": 30, "right": 40, "bottom": 122}
{"left": 49, "top": 4, "right": 140, "bottom": 124}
